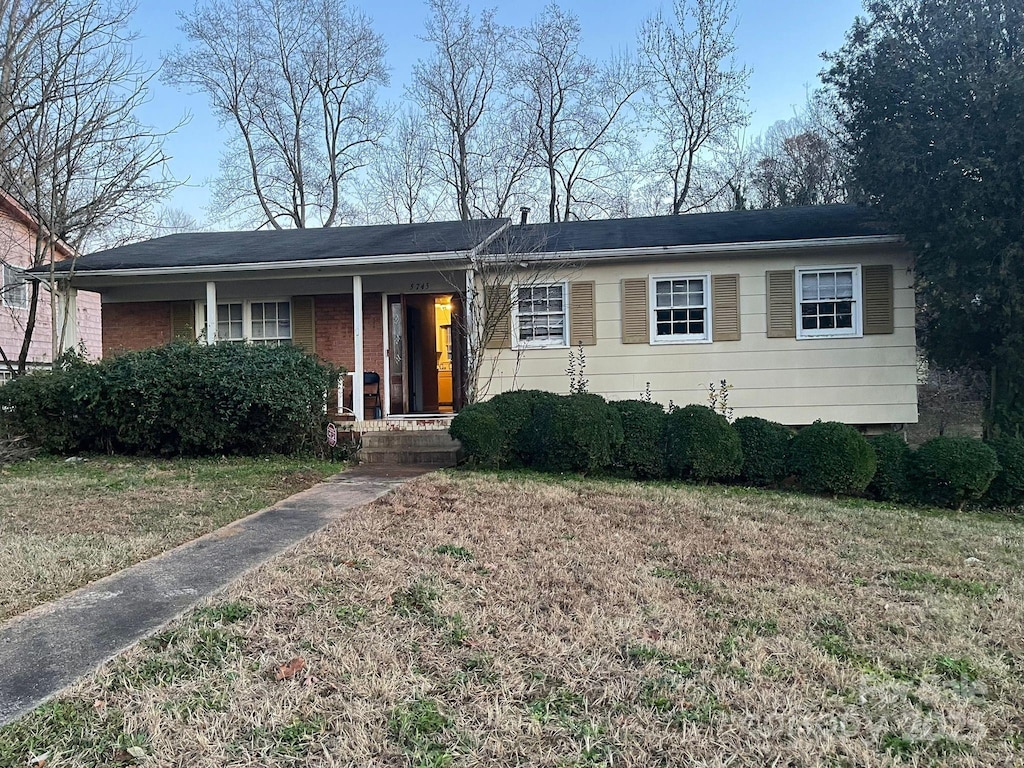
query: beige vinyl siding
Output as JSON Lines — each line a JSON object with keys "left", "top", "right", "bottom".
{"left": 481, "top": 245, "right": 917, "bottom": 426}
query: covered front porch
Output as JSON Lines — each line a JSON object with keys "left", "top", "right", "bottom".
{"left": 90, "top": 265, "right": 473, "bottom": 423}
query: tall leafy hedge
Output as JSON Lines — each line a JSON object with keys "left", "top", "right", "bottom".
{"left": 0, "top": 343, "right": 340, "bottom": 456}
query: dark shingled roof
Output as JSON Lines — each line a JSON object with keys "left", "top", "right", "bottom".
{"left": 490, "top": 204, "right": 893, "bottom": 254}
{"left": 52, "top": 218, "right": 510, "bottom": 273}
{"left": 47, "top": 204, "right": 895, "bottom": 275}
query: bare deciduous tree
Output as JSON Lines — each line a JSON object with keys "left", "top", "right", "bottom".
{"left": 410, "top": 0, "right": 504, "bottom": 221}
{"left": 365, "top": 109, "right": 442, "bottom": 224}
{"left": 0, "top": 0, "right": 176, "bottom": 372}
{"left": 512, "top": 5, "right": 642, "bottom": 222}
{"left": 164, "top": 0, "right": 389, "bottom": 229}
{"left": 639, "top": 0, "right": 750, "bottom": 215}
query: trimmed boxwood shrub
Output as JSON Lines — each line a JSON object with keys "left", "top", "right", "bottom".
{"left": 868, "top": 432, "right": 912, "bottom": 502}
{"left": 910, "top": 436, "right": 999, "bottom": 509}
{"left": 485, "top": 389, "right": 561, "bottom": 467}
{"left": 448, "top": 402, "right": 503, "bottom": 466}
{"left": 610, "top": 399, "right": 666, "bottom": 479}
{"left": 664, "top": 405, "right": 742, "bottom": 482}
{"left": 986, "top": 436, "right": 1024, "bottom": 507}
{"left": 520, "top": 393, "right": 623, "bottom": 474}
{"left": 733, "top": 416, "right": 792, "bottom": 486}
{"left": 788, "top": 421, "right": 876, "bottom": 496}
{"left": 0, "top": 343, "right": 339, "bottom": 456}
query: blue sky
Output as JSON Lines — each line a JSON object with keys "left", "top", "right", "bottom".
{"left": 131, "top": 0, "right": 865, "bottom": 222}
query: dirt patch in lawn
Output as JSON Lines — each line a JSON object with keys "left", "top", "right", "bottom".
{"left": 2, "top": 472, "right": 1022, "bottom": 766}
{"left": 0, "top": 457, "right": 339, "bottom": 622}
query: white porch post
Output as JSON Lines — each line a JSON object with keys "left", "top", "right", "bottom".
{"left": 54, "top": 282, "right": 78, "bottom": 354}
{"left": 205, "top": 281, "right": 217, "bottom": 345}
{"left": 381, "top": 292, "right": 390, "bottom": 417}
{"left": 353, "top": 274, "right": 364, "bottom": 420}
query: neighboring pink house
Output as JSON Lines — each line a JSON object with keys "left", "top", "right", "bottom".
{"left": 0, "top": 188, "right": 101, "bottom": 377}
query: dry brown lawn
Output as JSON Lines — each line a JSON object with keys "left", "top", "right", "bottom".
{"left": 2, "top": 471, "right": 1022, "bottom": 767}
{"left": 0, "top": 456, "right": 336, "bottom": 621}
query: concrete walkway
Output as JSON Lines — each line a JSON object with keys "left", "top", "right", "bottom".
{"left": 0, "top": 463, "right": 434, "bottom": 726}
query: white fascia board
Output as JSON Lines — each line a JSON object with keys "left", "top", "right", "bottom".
{"left": 63, "top": 250, "right": 470, "bottom": 279}
{"left": 486, "top": 235, "right": 904, "bottom": 265}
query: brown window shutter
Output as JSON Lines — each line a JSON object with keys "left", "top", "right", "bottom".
{"left": 291, "top": 296, "right": 316, "bottom": 354}
{"left": 484, "top": 284, "right": 511, "bottom": 350}
{"left": 711, "top": 274, "right": 741, "bottom": 341}
{"left": 170, "top": 301, "right": 195, "bottom": 340}
{"left": 621, "top": 278, "right": 648, "bottom": 344}
{"left": 863, "top": 264, "right": 894, "bottom": 334}
{"left": 766, "top": 270, "right": 796, "bottom": 338}
{"left": 569, "top": 281, "right": 596, "bottom": 346}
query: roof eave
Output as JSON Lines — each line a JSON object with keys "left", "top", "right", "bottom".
{"left": 488, "top": 235, "right": 905, "bottom": 264}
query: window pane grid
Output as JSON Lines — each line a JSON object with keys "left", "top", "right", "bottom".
{"left": 2, "top": 265, "right": 29, "bottom": 310}
{"left": 653, "top": 277, "right": 707, "bottom": 339}
{"left": 215, "top": 301, "right": 292, "bottom": 344}
{"left": 217, "top": 303, "right": 244, "bottom": 343}
{"left": 250, "top": 301, "right": 291, "bottom": 345}
{"left": 799, "top": 269, "right": 856, "bottom": 333}
{"left": 517, "top": 284, "right": 566, "bottom": 345}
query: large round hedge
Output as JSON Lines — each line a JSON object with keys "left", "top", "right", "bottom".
{"left": 664, "top": 405, "right": 742, "bottom": 482}
{"left": 448, "top": 402, "right": 503, "bottom": 466}
{"left": 868, "top": 432, "right": 912, "bottom": 502}
{"left": 985, "top": 436, "right": 1024, "bottom": 507}
{"left": 520, "top": 393, "right": 623, "bottom": 474}
{"left": 733, "top": 416, "right": 792, "bottom": 486}
{"left": 910, "top": 436, "right": 1000, "bottom": 509}
{"left": 788, "top": 421, "right": 876, "bottom": 496}
{"left": 610, "top": 399, "right": 666, "bottom": 479}
{"left": 0, "top": 343, "right": 339, "bottom": 456}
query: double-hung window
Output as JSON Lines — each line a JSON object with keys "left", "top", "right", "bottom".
{"left": 210, "top": 300, "right": 292, "bottom": 345}
{"left": 1, "top": 264, "right": 29, "bottom": 310}
{"left": 513, "top": 283, "right": 568, "bottom": 349}
{"left": 650, "top": 274, "right": 711, "bottom": 343}
{"left": 796, "top": 266, "right": 861, "bottom": 339}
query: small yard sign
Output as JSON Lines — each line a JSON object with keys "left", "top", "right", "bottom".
{"left": 326, "top": 422, "right": 338, "bottom": 447}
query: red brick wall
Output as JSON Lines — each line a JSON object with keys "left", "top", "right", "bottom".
{"left": 314, "top": 293, "right": 384, "bottom": 375}
{"left": 102, "top": 302, "right": 173, "bottom": 355}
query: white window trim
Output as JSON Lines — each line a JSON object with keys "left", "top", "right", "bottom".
{"left": 2, "top": 264, "right": 30, "bottom": 311}
{"left": 795, "top": 265, "right": 863, "bottom": 340}
{"left": 649, "top": 272, "right": 713, "bottom": 345}
{"left": 197, "top": 298, "right": 293, "bottom": 344}
{"left": 511, "top": 280, "right": 570, "bottom": 350}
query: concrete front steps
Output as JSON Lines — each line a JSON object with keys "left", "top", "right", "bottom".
{"left": 359, "top": 429, "right": 463, "bottom": 466}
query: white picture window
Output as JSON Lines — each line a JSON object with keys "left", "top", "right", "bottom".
{"left": 2, "top": 264, "right": 29, "bottom": 310}
{"left": 513, "top": 283, "right": 568, "bottom": 349}
{"left": 650, "top": 274, "right": 711, "bottom": 343}
{"left": 207, "top": 299, "right": 292, "bottom": 345}
{"left": 797, "top": 266, "right": 862, "bottom": 339}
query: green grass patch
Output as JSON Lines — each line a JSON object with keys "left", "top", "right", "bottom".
{"left": 0, "top": 699, "right": 149, "bottom": 766}
{"left": 389, "top": 697, "right": 454, "bottom": 766}
{"left": 652, "top": 565, "right": 711, "bottom": 594}
{"left": 885, "top": 569, "right": 997, "bottom": 597}
{"left": 433, "top": 544, "right": 474, "bottom": 561}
